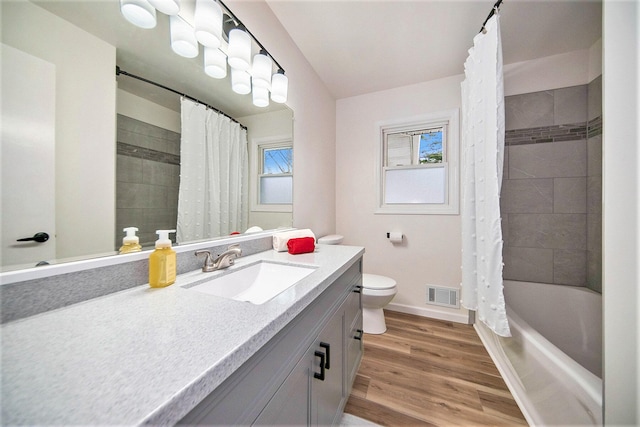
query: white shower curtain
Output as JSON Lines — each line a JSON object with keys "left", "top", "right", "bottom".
{"left": 460, "top": 13, "right": 510, "bottom": 337}
{"left": 177, "top": 98, "right": 248, "bottom": 243}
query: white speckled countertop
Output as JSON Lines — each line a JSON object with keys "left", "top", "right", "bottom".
{"left": 1, "top": 245, "right": 364, "bottom": 425}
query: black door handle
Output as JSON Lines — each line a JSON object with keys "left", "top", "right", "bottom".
{"left": 354, "top": 329, "right": 364, "bottom": 340}
{"left": 319, "top": 342, "right": 330, "bottom": 369}
{"left": 314, "top": 351, "right": 325, "bottom": 381}
{"left": 17, "top": 232, "right": 50, "bottom": 243}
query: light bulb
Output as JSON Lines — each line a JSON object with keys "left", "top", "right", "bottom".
{"left": 227, "top": 27, "right": 251, "bottom": 71}
{"left": 271, "top": 70, "right": 288, "bottom": 103}
{"left": 195, "top": 0, "right": 223, "bottom": 48}
{"left": 251, "top": 51, "right": 272, "bottom": 90}
{"left": 252, "top": 86, "right": 269, "bottom": 107}
{"left": 148, "top": 0, "right": 180, "bottom": 15}
{"left": 120, "top": 0, "right": 156, "bottom": 29}
{"left": 170, "top": 15, "right": 199, "bottom": 58}
{"left": 231, "top": 68, "right": 251, "bottom": 95}
{"left": 204, "top": 47, "right": 227, "bottom": 79}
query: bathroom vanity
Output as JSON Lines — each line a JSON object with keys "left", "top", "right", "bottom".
{"left": 0, "top": 244, "right": 364, "bottom": 425}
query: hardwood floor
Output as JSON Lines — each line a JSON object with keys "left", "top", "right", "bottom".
{"left": 344, "top": 310, "right": 527, "bottom": 426}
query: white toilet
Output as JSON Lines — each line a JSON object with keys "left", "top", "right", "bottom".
{"left": 317, "top": 235, "right": 397, "bottom": 334}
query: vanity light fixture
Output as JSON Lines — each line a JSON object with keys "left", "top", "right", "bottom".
{"left": 194, "top": 0, "right": 223, "bottom": 48}
{"left": 170, "top": 15, "right": 199, "bottom": 58}
{"left": 148, "top": 0, "right": 180, "bottom": 15}
{"left": 120, "top": 0, "right": 157, "bottom": 29}
{"left": 120, "top": 0, "right": 288, "bottom": 106}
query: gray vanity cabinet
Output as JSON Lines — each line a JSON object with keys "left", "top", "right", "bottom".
{"left": 255, "top": 307, "right": 344, "bottom": 426}
{"left": 178, "top": 259, "right": 363, "bottom": 426}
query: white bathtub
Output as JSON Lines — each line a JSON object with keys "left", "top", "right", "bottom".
{"left": 475, "top": 280, "right": 602, "bottom": 426}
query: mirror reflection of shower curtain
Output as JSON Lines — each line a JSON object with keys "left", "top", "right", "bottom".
{"left": 177, "top": 98, "right": 248, "bottom": 243}
{"left": 460, "top": 13, "right": 510, "bottom": 337}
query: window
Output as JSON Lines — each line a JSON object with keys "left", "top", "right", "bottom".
{"left": 376, "top": 109, "right": 459, "bottom": 215}
{"left": 260, "top": 145, "right": 292, "bottom": 204}
{"left": 251, "top": 139, "right": 293, "bottom": 212}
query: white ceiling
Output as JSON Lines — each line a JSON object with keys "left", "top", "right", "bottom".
{"left": 30, "top": 0, "right": 602, "bottom": 115}
{"left": 266, "top": 0, "right": 603, "bottom": 99}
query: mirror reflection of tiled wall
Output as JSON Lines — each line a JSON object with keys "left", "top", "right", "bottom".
{"left": 501, "top": 76, "right": 602, "bottom": 292}
{"left": 115, "top": 115, "right": 180, "bottom": 249}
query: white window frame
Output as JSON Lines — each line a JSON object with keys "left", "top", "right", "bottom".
{"left": 375, "top": 109, "right": 460, "bottom": 215}
{"left": 250, "top": 137, "right": 293, "bottom": 213}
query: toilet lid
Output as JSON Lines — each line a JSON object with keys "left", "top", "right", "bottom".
{"left": 318, "top": 234, "right": 344, "bottom": 245}
{"left": 363, "top": 273, "right": 396, "bottom": 290}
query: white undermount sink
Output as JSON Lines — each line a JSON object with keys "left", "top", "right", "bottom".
{"left": 183, "top": 260, "right": 317, "bottom": 305}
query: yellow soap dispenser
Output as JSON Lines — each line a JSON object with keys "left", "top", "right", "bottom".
{"left": 149, "top": 229, "right": 177, "bottom": 288}
{"left": 119, "top": 227, "right": 142, "bottom": 254}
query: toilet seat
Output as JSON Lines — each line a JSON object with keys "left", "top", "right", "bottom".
{"left": 363, "top": 273, "right": 396, "bottom": 290}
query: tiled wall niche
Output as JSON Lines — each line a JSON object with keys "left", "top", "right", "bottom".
{"left": 501, "top": 77, "right": 602, "bottom": 292}
{"left": 116, "top": 115, "right": 181, "bottom": 249}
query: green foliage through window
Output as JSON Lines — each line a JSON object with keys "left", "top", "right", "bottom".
{"left": 419, "top": 131, "right": 443, "bottom": 164}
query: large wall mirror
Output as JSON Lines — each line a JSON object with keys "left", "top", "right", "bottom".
{"left": 1, "top": 0, "right": 293, "bottom": 272}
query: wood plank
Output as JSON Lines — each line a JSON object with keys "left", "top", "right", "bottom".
{"left": 344, "top": 311, "right": 528, "bottom": 426}
{"left": 357, "top": 358, "right": 485, "bottom": 411}
{"left": 363, "top": 345, "right": 510, "bottom": 390}
{"left": 344, "top": 395, "right": 434, "bottom": 426}
{"left": 365, "top": 378, "right": 519, "bottom": 427}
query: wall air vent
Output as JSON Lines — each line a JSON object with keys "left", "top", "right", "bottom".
{"left": 426, "top": 285, "right": 460, "bottom": 308}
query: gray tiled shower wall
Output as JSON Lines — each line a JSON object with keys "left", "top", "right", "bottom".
{"left": 116, "top": 115, "right": 181, "bottom": 249}
{"left": 501, "top": 76, "right": 602, "bottom": 292}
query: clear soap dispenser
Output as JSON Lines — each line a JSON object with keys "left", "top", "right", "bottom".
{"left": 119, "top": 227, "right": 142, "bottom": 254}
{"left": 149, "top": 229, "right": 177, "bottom": 288}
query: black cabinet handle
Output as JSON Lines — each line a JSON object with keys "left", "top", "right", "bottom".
{"left": 314, "top": 351, "right": 325, "bottom": 381}
{"left": 352, "top": 285, "right": 362, "bottom": 294}
{"left": 17, "top": 232, "right": 49, "bottom": 243}
{"left": 354, "top": 329, "right": 364, "bottom": 341}
{"left": 319, "top": 342, "right": 330, "bottom": 369}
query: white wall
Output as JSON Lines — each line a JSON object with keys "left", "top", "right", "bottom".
{"left": 602, "top": 1, "right": 639, "bottom": 424}
{"left": 228, "top": 0, "right": 337, "bottom": 238}
{"left": 336, "top": 74, "right": 466, "bottom": 322}
{"left": 503, "top": 43, "right": 601, "bottom": 96}
{"left": 2, "top": 1, "right": 116, "bottom": 261}
{"left": 335, "top": 47, "right": 602, "bottom": 323}
{"left": 117, "top": 89, "right": 181, "bottom": 133}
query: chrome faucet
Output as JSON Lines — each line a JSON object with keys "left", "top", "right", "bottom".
{"left": 195, "top": 245, "right": 242, "bottom": 272}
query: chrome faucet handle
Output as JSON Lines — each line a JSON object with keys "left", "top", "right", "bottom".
{"left": 212, "top": 244, "right": 242, "bottom": 270}
{"left": 195, "top": 250, "right": 216, "bottom": 272}
{"left": 226, "top": 244, "right": 242, "bottom": 265}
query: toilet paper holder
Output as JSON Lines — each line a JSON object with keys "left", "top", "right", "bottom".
{"left": 386, "top": 232, "right": 404, "bottom": 243}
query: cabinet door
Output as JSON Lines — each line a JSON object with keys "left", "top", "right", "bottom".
{"left": 253, "top": 350, "right": 311, "bottom": 425}
{"left": 346, "top": 312, "right": 363, "bottom": 388}
{"left": 344, "top": 289, "right": 363, "bottom": 388}
{"left": 311, "top": 308, "right": 344, "bottom": 426}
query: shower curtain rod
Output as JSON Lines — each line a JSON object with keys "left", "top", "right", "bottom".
{"left": 479, "top": 0, "right": 503, "bottom": 33}
{"left": 115, "top": 66, "right": 247, "bottom": 130}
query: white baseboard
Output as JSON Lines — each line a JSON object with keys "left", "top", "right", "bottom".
{"left": 386, "top": 302, "right": 470, "bottom": 324}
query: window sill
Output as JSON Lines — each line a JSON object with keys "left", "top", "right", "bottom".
{"left": 252, "top": 204, "right": 293, "bottom": 213}
{"left": 375, "top": 203, "right": 459, "bottom": 215}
